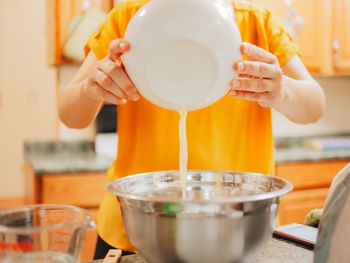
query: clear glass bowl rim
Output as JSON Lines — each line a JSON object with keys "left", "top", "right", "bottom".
{"left": 0, "top": 204, "right": 95, "bottom": 235}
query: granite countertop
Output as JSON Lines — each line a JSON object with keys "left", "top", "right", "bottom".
{"left": 86, "top": 237, "right": 313, "bottom": 263}
{"left": 275, "top": 135, "right": 350, "bottom": 164}
{"left": 24, "top": 141, "right": 113, "bottom": 174}
{"left": 24, "top": 135, "right": 350, "bottom": 175}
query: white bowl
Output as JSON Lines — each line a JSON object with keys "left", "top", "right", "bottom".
{"left": 123, "top": 0, "right": 242, "bottom": 111}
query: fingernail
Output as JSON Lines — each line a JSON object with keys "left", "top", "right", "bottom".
{"left": 132, "top": 94, "right": 140, "bottom": 101}
{"left": 119, "top": 42, "right": 126, "bottom": 49}
{"left": 230, "top": 90, "right": 237, "bottom": 96}
{"left": 233, "top": 62, "right": 243, "bottom": 72}
{"left": 121, "top": 99, "right": 127, "bottom": 104}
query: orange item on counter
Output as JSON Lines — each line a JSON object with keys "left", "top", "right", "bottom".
{"left": 85, "top": 0, "right": 299, "bottom": 252}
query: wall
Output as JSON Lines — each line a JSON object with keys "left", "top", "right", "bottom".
{"left": 272, "top": 77, "right": 350, "bottom": 137}
{"left": 0, "top": 0, "right": 58, "bottom": 198}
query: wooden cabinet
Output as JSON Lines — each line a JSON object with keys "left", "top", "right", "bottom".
{"left": 276, "top": 160, "right": 350, "bottom": 225}
{"left": 258, "top": 0, "right": 350, "bottom": 75}
{"left": 23, "top": 160, "right": 106, "bottom": 262}
{"left": 41, "top": 174, "right": 106, "bottom": 207}
{"left": 48, "top": 0, "right": 350, "bottom": 75}
{"left": 332, "top": 0, "right": 350, "bottom": 74}
{"left": 47, "top": 0, "right": 114, "bottom": 65}
{"left": 279, "top": 187, "right": 328, "bottom": 225}
{"left": 258, "top": 0, "right": 333, "bottom": 75}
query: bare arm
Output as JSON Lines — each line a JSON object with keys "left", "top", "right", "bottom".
{"left": 277, "top": 55, "right": 325, "bottom": 123}
{"left": 58, "top": 39, "right": 139, "bottom": 129}
{"left": 229, "top": 43, "right": 325, "bottom": 124}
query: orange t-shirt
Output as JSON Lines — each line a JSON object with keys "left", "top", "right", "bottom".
{"left": 85, "top": 0, "right": 299, "bottom": 252}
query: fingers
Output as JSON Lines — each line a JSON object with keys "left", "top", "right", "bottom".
{"left": 241, "top": 42, "right": 277, "bottom": 64}
{"left": 94, "top": 69, "right": 128, "bottom": 101}
{"left": 108, "top": 39, "right": 130, "bottom": 62}
{"left": 106, "top": 39, "right": 140, "bottom": 101}
{"left": 234, "top": 60, "right": 282, "bottom": 79}
{"left": 229, "top": 43, "right": 284, "bottom": 107}
{"left": 229, "top": 90, "right": 271, "bottom": 107}
{"left": 85, "top": 38, "right": 140, "bottom": 105}
{"left": 229, "top": 90, "right": 264, "bottom": 101}
{"left": 95, "top": 86, "right": 127, "bottom": 105}
{"left": 230, "top": 78, "right": 273, "bottom": 93}
{"left": 234, "top": 43, "right": 282, "bottom": 79}
{"left": 86, "top": 78, "right": 127, "bottom": 105}
{"left": 99, "top": 58, "right": 139, "bottom": 101}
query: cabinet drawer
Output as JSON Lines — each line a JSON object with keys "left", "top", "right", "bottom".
{"left": 278, "top": 187, "right": 328, "bottom": 225}
{"left": 87, "top": 208, "right": 99, "bottom": 223}
{"left": 276, "top": 160, "right": 349, "bottom": 190}
{"left": 41, "top": 173, "right": 106, "bottom": 207}
{"left": 81, "top": 208, "right": 99, "bottom": 262}
{"left": 81, "top": 228, "right": 98, "bottom": 262}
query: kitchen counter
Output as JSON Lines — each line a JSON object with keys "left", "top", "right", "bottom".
{"left": 24, "top": 141, "right": 113, "bottom": 174}
{"left": 275, "top": 135, "right": 350, "bottom": 164}
{"left": 86, "top": 237, "right": 313, "bottom": 263}
{"left": 24, "top": 135, "right": 350, "bottom": 175}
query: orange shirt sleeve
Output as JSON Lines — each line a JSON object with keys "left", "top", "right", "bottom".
{"left": 84, "top": 3, "right": 126, "bottom": 60}
{"left": 84, "top": 1, "right": 148, "bottom": 60}
{"left": 265, "top": 12, "right": 301, "bottom": 67}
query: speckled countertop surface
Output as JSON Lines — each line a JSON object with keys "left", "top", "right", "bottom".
{"left": 275, "top": 135, "right": 350, "bottom": 164}
{"left": 86, "top": 237, "right": 313, "bottom": 263}
{"left": 24, "top": 135, "right": 350, "bottom": 174}
{"left": 24, "top": 141, "right": 113, "bottom": 174}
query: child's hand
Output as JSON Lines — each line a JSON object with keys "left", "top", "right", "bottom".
{"left": 229, "top": 42, "right": 284, "bottom": 108}
{"left": 84, "top": 39, "right": 140, "bottom": 105}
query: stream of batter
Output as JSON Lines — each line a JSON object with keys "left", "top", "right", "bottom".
{"left": 179, "top": 111, "right": 224, "bottom": 200}
{"left": 179, "top": 111, "right": 188, "bottom": 199}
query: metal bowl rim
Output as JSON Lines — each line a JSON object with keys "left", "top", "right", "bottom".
{"left": 107, "top": 170, "right": 293, "bottom": 204}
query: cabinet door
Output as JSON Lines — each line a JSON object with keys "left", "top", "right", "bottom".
{"left": 47, "top": 0, "right": 114, "bottom": 65}
{"left": 276, "top": 160, "right": 349, "bottom": 190}
{"left": 258, "top": 0, "right": 333, "bottom": 75}
{"left": 333, "top": 0, "right": 350, "bottom": 74}
{"left": 279, "top": 187, "right": 328, "bottom": 225}
{"left": 276, "top": 160, "right": 349, "bottom": 225}
{"left": 81, "top": 209, "right": 99, "bottom": 262}
{"left": 41, "top": 173, "right": 106, "bottom": 207}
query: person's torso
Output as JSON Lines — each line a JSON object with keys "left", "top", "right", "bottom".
{"left": 95, "top": 0, "right": 292, "bottom": 251}
{"left": 110, "top": 0, "right": 275, "bottom": 181}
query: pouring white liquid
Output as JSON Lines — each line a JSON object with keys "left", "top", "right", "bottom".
{"left": 179, "top": 111, "right": 188, "bottom": 199}
{"left": 178, "top": 111, "right": 223, "bottom": 200}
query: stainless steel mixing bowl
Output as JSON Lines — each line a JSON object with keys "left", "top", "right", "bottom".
{"left": 107, "top": 170, "right": 293, "bottom": 263}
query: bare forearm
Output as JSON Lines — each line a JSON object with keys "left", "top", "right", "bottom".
{"left": 58, "top": 81, "right": 103, "bottom": 129}
{"left": 274, "top": 76, "right": 325, "bottom": 124}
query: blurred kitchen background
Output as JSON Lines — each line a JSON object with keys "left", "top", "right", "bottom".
{"left": 0, "top": 0, "right": 349, "bottom": 260}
